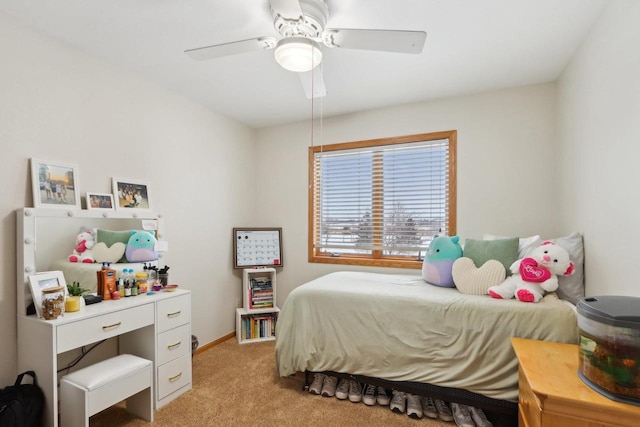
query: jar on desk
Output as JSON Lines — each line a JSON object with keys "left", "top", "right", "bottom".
{"left": 135, "top": 272, "right": 148, "bottom": 294}
{"left": 42, "top": 286, "right": 65, "bottom": 320}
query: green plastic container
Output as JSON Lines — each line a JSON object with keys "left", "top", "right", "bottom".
{"left": 577, "top": 296, "right": 640, "bottom": 406}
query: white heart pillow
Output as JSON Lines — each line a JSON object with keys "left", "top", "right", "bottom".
{"left": 452, "top": 257, "right": 506, "bottom": 295}
{"left": 92, "top": 242, "right": 126, "bottom": 264}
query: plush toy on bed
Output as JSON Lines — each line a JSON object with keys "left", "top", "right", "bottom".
{"left": 488, "top": 241, "right": 574, "bottom": 303}
{"left": 125, "top": 230, "right": 158, "bottom": 263}
{"left": 68, "top": 230, "right": 95, "bottom": 263}
{"left": 422, "top": 235, "right": 463, "bottom": 287}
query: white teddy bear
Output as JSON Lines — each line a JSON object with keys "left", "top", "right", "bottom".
{"left": 488, "top": 241, "right": 574, "bottom": 303}
{"left": 68, "top": 230, "right": 95, "bottom": 263}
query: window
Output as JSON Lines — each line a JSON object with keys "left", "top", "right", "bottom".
{"left": 308, "top": 130, "right": 457, "bottom": 268}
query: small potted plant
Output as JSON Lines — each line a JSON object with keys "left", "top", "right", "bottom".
{"left": 66, "top": 282, "right": 90, "bottom": 312}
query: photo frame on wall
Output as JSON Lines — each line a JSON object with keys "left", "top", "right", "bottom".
{"left": 112, "top": 178, "right": 151, "bottom": 212}
{"left": 86, "top": 192, "right": 115, "bottom": 211}
{"left": 30, "top": 158, "right": 80, "bottom": 209}
{"left": 28, "top": 271, "right": 68, "bottom": 319}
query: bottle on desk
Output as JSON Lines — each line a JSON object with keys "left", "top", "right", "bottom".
{"left": 124, "top": 269, "right": 132, "bottom": 297}
{"left": 118, "top": 274, "right": 125, "bottom": 298}
{"left": 131, "top": 277, "right": 138, "bottom": 296}
{"left": 97, "top": 263, "right": 117, "bottom": 301}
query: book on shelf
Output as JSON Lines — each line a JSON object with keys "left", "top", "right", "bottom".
{"left": 240, "top": 312, "right": 278, "bottom": 340}
{"left": 247, "top": 276, "right": 275, "bottom": 309}
{"left": 252, "top": 290, "right": 273, "bottom": 296}
{"left": 250, "top": 278, "right": 272, "bottom": 289}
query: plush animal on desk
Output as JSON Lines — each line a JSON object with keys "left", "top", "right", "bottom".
{"left": 422, "top": 235, "right": 463, "bottom": 287}
{"left": 68, "top": 230, "right": 95, "bottom": 263}
{"left": 488, "top": 241, "right": 574, "bottom": 303}
{"left": 125, "top": 230, "right": 158, "bottom": 263}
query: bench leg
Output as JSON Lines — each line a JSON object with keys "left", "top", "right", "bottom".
{"left": 126, "top": 386, "right": 153, "bottom": 422}
{"left": 60, "top": 381, "right": 90, "bottom": 427}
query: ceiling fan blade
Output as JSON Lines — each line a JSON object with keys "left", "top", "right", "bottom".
{"left": 299, "top": 67, "right": 327, "bottom": 99}
{"left": 269, "top": 0, "right": 303, "bottom": 20}
{"left": 185, "top": 37, "right": 277, "bottom": 61}
{"left": 323, "top": 29, "right": 426, "bottom": 54}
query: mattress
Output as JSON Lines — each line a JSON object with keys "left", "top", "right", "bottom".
{"left": 275, "top": 271, "right": 578, "bottom": 401}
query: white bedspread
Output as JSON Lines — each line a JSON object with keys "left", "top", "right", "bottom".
{"left": 275, "top": 271, "right": 578, "bottom": 401}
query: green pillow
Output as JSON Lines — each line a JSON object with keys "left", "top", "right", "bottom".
{"left": 463, "top": 237, "right": 519, "bottom": 276}
{"left": 96, "top": 229, "right": 131, "bottom": 263}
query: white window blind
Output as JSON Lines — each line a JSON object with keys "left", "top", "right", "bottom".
{"left": 312, "top": 138, "right": 451, "bottom": 259}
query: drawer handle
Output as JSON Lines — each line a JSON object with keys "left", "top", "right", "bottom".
{"left": 167, "top": 341, "right": 182, "bottom": 350}
{"left": 168, "top": 372, "right": 182, "bottom": 382}
{"left": 102, "top": 321, "right": 122, "bottom": 331}
{"left": 167, "top": 310, "right": 181, "bottom": 318}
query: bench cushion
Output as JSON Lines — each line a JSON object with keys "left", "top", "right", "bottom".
{"left": 62, "top": 354, "right": 151, "bottom": 391}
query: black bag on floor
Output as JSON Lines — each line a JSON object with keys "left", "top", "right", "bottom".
{"left": 0, "top": 371, "right": 44, "bottom": 427}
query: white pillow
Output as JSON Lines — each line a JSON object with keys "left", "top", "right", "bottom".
{"left": 452, "top": 257, "right": 506, "bottom": 295}
{"left": 482, "top": 234, "right": 542, "bottom": 259}
{"left": 550, "top": 232, "right": 585, "bottom": 305}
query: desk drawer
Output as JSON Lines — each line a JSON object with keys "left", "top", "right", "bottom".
{"left": 57, "top": 304, "right": 154, "bottom": 353}
{"left": 157, "top": 324, "right": 190, "bottom": 365}
{"left": 157, "top": 294, "right": 190, "bottom": 333}
{"left": 157, "top": 353, "right": 192, "bottom": 400}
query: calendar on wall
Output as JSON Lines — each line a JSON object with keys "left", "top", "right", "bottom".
{"left": 233, "top": 227, "right": 283, "bottom": 269}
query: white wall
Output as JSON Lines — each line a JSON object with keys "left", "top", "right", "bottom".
{"left": 557, "top": 0, "right": 640, "bottom": 297}
{"left": 0, "top": 12, "right": 256, "bottom": 385}
{"left": 256, "top": 83, "right": 562, "bottom": 304}
{"left": 3, "top": 0, "right": 636, "bottom": 390}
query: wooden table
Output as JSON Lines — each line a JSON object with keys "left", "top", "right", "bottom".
{"left": 512, "top": 337, "right": 640, "bottom": 427}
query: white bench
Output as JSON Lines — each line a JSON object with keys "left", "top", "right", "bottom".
{"left": 60, "top": 354, "right": 153, "bottom": 427}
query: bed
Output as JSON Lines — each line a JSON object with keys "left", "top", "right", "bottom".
{"left": 275, "top": 271, "right": 578, "bottom": 417}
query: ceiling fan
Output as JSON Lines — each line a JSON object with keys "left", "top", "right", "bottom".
{"left": 184, "top": 0, "right": 426, "bottom": 99}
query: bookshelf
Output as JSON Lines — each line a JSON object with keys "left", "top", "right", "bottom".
{"left": 236, "top": 268, "right": 279, "bottom": 344}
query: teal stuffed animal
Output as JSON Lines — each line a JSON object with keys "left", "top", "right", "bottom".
{"left": 125, "top": 230, "right": 158, "bottom": 263}
{"left": 422, "top": 235, "right": 463, "bottom": 287}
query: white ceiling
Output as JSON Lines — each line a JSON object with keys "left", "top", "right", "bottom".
{"left": 0, "top": 0, "right": 608, "bottom": 129}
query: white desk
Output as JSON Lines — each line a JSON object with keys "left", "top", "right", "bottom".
{"left": 17, "top": 289, "right": 192, "bottom": 427}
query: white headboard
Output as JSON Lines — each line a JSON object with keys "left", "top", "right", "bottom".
{"left": 16, "top": 208, "right": 164, "bottom": 316}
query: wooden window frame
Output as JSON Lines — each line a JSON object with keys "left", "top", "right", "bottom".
{"left": 308, "top": 130, "right": 457, "bottom": 269}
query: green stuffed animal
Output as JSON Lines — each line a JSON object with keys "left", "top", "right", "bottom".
{"left": 125, "top": 230, "right": 158, "bottom": 263}
{"left": 421, "top": 235, "right": 463, "bottom": 287}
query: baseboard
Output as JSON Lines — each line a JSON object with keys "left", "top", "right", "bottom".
{"left": 193, "top": 331, "right": 235, "bottom": 355}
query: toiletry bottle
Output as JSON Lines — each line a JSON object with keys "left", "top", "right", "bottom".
{"left": 131, "top": 274, "right": 138, "bottom": 296}
{"left": 96, "top": 268, "right": 104, "bottom": 299}
{"left": 104, "top": 262, "right": 117, "bottom": 300}
{"left": 124, "top": 269, "right": 132, "bottom": 297}
{"left": 118, "top": 273, "right": 125, "bottom": 298}
{"left": 97, "top": 262, "right": 117, "bottom": 301}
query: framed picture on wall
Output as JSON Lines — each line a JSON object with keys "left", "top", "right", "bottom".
{"left": 112, "top": 178, "right": 152, "bottom": 212}
{"left": 30, "top": 158, "right": 81, "bottom": 209}
{"left": 86, "top": 192, "right": 115, "bottom": 211}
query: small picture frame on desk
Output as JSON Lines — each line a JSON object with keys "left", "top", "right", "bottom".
{"left": 28, "top": 271, "right": 68, "bottom": 319}
{"left": 30, "top": 158, "right": 81, "bottom": 209}
{"left": 112, "top": 178, "right": 152, "bottom": 212}
{"left": 86, "top": 192, "right": 115, "bottom": 211}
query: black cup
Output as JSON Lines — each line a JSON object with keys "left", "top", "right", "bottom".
{"left": 159, "top": 273, "right": 169, "bottom": 287}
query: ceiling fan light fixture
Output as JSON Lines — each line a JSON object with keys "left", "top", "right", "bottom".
{"left": 274, "top": 37, "right": 322, "bottom": 72}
